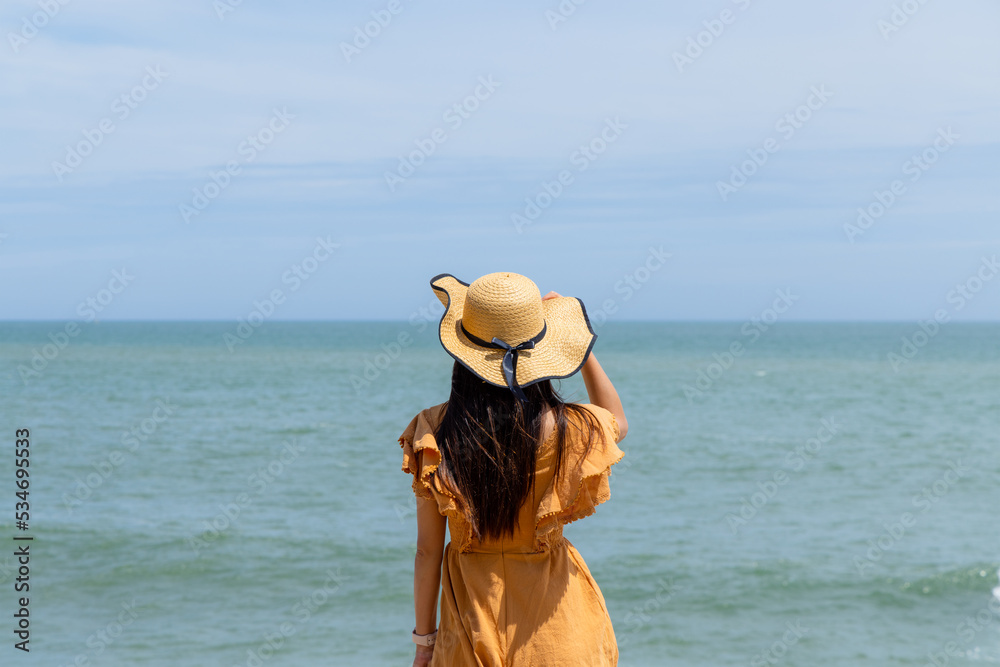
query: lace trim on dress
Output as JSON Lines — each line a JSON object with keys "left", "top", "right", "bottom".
{"left": 533, "top": 405, "right": 625, "bottom": 548}
{"left": 398, "top": 403, "right": 474, "bottom": 551}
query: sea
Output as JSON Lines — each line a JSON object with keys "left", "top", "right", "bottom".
{"left": 0, "top": 321, "right": 997, "bottom": 667}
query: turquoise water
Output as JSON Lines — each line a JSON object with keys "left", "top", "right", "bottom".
{"left": 0, "top": 321, "right": 997, "bottom": 666}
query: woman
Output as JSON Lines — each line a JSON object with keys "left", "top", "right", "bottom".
{"left": 399, "top": 272, "right": 629, "bottom": 666}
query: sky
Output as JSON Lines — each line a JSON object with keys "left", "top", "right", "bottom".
{"left": 0, "top": 0, "right": 998, "bottom": 321}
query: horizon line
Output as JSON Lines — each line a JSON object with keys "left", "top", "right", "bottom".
{"left": 1, "top": 318, "right": 998, "bottom": 324}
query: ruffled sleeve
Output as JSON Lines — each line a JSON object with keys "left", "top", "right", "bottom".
{"left": 535, "top": 404, "right": 625, "bottom": 544}
{"left": 398, "top": 403, "right": 467, "bottom": 523}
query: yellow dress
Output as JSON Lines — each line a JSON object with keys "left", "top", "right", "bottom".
{"left": 399, "top": 402, "right": 625, "bottom": 667}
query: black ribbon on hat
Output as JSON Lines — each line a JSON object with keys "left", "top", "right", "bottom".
{"left": 460, "top": 321, "right": 547, "bottom": 403}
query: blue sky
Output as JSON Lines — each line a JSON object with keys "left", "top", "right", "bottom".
{"left": 1, "top": 0, "right": 998, "bottom": 320}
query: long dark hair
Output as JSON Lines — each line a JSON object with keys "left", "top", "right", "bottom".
{"left": 433, "top": 360, "right": 602, "bottom": 542}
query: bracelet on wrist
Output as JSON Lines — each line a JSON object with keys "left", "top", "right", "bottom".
{"left": 412, "top": 627, "right": 438, "bottom": 646}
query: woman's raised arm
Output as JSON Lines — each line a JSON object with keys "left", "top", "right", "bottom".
{"left": 580, "top": 353, "right": 627, "bottom": 442}
{"left": 541, "top": 291, "right": 628, "bottom": 441}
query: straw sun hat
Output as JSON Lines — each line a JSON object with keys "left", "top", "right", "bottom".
{"left": 430, "top": 272, "right": 597, "bottom": 402}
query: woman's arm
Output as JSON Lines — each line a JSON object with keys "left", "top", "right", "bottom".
{"left": 412, "top": 493, "right": 446, "bottom": 663}
{"left": 542, "top": 291, "right": 628, "bottom": 442}
{"left": 580, "top": 353, "right": 628, "bottom": 442}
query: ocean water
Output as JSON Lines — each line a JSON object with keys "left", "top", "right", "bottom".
{"left": 0, "top": 321, "right": 997, "bottom": 667}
